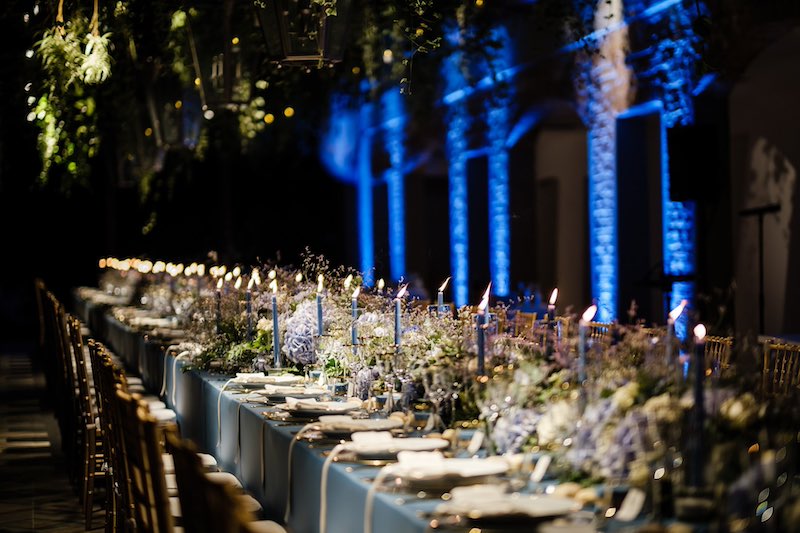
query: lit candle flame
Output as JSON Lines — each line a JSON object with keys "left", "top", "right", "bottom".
{"left": 224, "top": 272, "right": 233, "bottom": 282}
{"left": 352, "top": 286, "right": 360, "bottom": 299}
{"left": 218, "top": 265, "right": 227, "bottom": 276}
{"left": 478, "top": 283, "right": 491, "bottom": 312}
{"left": 232, "top": 266, "right": 241, "bottom": 278}
{"left": 247, "top": 277, "right": 255, "bottom": 290}
{"left": 396, "top": 284, "right": 408, "bottom": 299}
{"left": 377, "top": 278, "right": 385, "bottom": 290}
{"left": 295, "top": 272, "right": 303, "bottom": 283}
{"left": 98, "top": 258, "right": 106, "bottom": 269}
{"left": 549, "top": 288, "right": 559, "bottom": 306}
{"left": 669, "top": 299, "right": 688, "bottom": 322}
{"left": 268, "top": 269, "right": 276, "bottom": 280}
{"left": 234, "top": 276, "right": 242, "bottom": 290}
{"left": 317, "top": 274, "right": 324, "bottom": 293}
{"left": 438, "top": 277, "right": 451, "bottom": 293}
{"left": 216, "top": 278, "right": 223, "bottom": 289}
{"left": 694, "top": 323, "right": 707, "bottom": 342}
{"left": 269, "top": 279, "right": 277, "bottom": 294}
{"left": 197, "top": 264, "right": 205, "bottom": 276}
{"left": 344, "top": 274, "right": 353, "bottom": 291}
{"left": 581, "top": 304, "right": 598, "bottom": 323}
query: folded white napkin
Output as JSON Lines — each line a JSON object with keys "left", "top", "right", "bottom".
{"left": 351, "top": 431, "right": 394, "bottom": 445}
{"left": 284, "top": 398, "right": 361, "bottom": 412}
{"left": 236, "top": 372, "right": 266, "bottom": 382}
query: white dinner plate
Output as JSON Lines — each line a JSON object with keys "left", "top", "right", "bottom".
{"left": 437, "top": 487, "right": 580, "bottom": 522}
{"left": 316, "top": 415, "right": 403, "bottom": 437}
{"left": 345, "top": 437, "right": 449, "bottom": 460}
{"left": 275, "top": 399, "right": 362, "bottom": 417}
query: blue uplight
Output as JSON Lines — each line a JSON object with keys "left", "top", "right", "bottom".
{"left": 382, "top": 90, "right": 407, "bottom": 282}
{"left": 652, "top": 4, "right": 700, "bottom": 339}
{"left": 442, "top": 44, "right": 469, "bottom": 307}
{"left": 358, "top": 101, "right": 375, "bottom": 286}
{"left": 485, "top": 26, "right": 513, "bottom": 297}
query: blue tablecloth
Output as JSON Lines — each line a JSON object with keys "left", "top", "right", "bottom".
{"left": 91, "top": 310, "right": 439, "bottom": 533}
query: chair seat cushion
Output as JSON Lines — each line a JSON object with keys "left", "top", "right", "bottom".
{"left": 162, "top": 452, "right": 218, "bottom": 474}
{"left": 248, "top": 520, "right": 287, "bottom": 533}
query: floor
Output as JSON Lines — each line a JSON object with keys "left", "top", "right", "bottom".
{"left": 0, "top": 344, "right": 99, "bottom": 532}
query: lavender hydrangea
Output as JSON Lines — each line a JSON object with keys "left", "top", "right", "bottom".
{"left": 491, "top": 407, "right": 541, "bottom": 454}
{"left": 282, "top": 300, "right": 317, "bottom": 366}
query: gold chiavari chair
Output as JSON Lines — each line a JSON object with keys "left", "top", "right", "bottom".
{"left": 48, "top": 292, "right": 82, "bottom": 483}
{"left": 511, "top": 311, "right": 537, "bottom": 337}
{"left": 762, "top": 343, "right": 800, "bottom": 397}
{"left": 165, "top": 429, "right": 286, "bottom": 533}
{"left": 66, "top": 314, "right": 107, "bottom": 529}
{"left": 88, "top": 340, "right": 131, "bottom": 532}
{"left": 116, "top": 389, "right": 175, "bottom": 533}
{"left": 704, "top": 335, "right": 734, "bottom": 373}
{"left": 587, "top": 321, "right": 613, "bottom": 347}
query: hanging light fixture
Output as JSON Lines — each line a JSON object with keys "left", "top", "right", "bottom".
{"left": 254, "top": 0, "right": 352, "bottom": 66}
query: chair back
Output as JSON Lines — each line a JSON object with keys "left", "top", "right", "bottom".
{"left": 66, "top": 315, "right": 96, "bottom": 427}
{"left": 762, "top": 343, "right": 800, "bottom": 397}
{"left": 705, "top": 335, "right": 734, "bottom": 373}
{"left": 165, "top": 430, "right": 256, "bottom": 533}
{"left": 116, "top": 389, "right": 174, "bottom": 533}
{"left": 587, "top": 321, "right": 613, "bottom": 347}
{"left": 511, "top": 311, "right": 537, "bottom": 337}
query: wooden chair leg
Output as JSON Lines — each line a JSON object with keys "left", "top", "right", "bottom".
{"left": 84, "top": 428, "right": 96, "bottom": 529}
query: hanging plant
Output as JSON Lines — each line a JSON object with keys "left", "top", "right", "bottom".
{"left": 81, "top": 0, "right": 113, "bottom": 84}
{"left": 30, "top": 0, "right": 105, "bottom": 188}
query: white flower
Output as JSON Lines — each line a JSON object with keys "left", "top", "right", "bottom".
{"left": 611, "top": 382, "right": 639, "bottom": 411}
{"left": 256, "top": 317, "right": 271, "bottom": 332}
{"left": 537, "top": 400, "right": 578, "bottom": 445}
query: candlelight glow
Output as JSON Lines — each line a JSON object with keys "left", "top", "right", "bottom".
{"left": 232, "top": 266, "right": 241, "bottom": 278}
{"left": 317, "top": 274, "right": 324, "bottom": 293}
{"left": 252, "top": 269, "right": 261, "bottom": 285}
{"left": 197, "top": 264, "right": 205, "bottom": 276}
{"left": 438, "top": 277, "right": 451, "bottom": 292}
{"left": 153, "top": 261, "right": 164, "bottom": 274}
{"left": 396, "top": 284, "right": 408, "bottom": 299}
{"left": 224, "top": 272, "right": 233, "bottom": 282}
{"left": 176, "top": 263, "right": 184, "bottom": 275}
{"left": 268, "top": 270, "right": 276, "bottom": 280}
{"left": 99, "top": 258, "right": 106, "bottom": 268}
{"left": 217, "top": 278, "right": 223, "bottom": 289}
{"left": 351, "top": 286, "right": 360, "bottom": 299}
{"left": 377, "top": 278, "right": 385, "bottom": 290}
{"left": 549, "top": 288, "right": 559, "bottom": 306}
{"left": 247, "top": 277, "right": 255, "bottom": 290}
{"left": 234, "top": 276, "right": 242, "bottom": 290}
{"left": 269, "top": 279, "right": 278, "bottom": 294}
{"left": 694, "top": 323, "right": 707, "bottom": 342}
{"left": 669, "top": 299, "right": 688, "bottom": 322}
{"left": 140, "top": 260, "right": 153, "bottom": 274}
{"left": 210, "top": 266, "right": 219, "bottom": 277}
{"left": 581, "top": 304, "right": 598, "bottom": 323}
{"left": 344, "top": 274, "right": 353, "bottom": 291}
{"left": 295, "top": 272, "right": 303, "bottom": 283}
{"left": 478, "top": 283, "right": 491, "bottom": 311}
{"left": 218, "top": 265, "right": 227, "bottom": 276}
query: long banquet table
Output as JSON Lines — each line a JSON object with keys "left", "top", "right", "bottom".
{"left": 75, "top": 294, "right": 456, "bottom": 533}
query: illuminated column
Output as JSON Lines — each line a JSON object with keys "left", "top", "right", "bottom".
{"left": 382, "top": 90, "right": 407, "bottom": 282}
{"left": 442, "top": 47, "right": 469, "bottom": 307}
{"left": 486, "top": 26, "right": 513, "bottom": 297}
{"left": 358, "top": 101, "right": 375, "bottom": 286}
{"left": 654, "top": 6, "right": 699, "bottom": 339}
{"left": 576, "top": 0, "right": 631, "bottom": 322}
